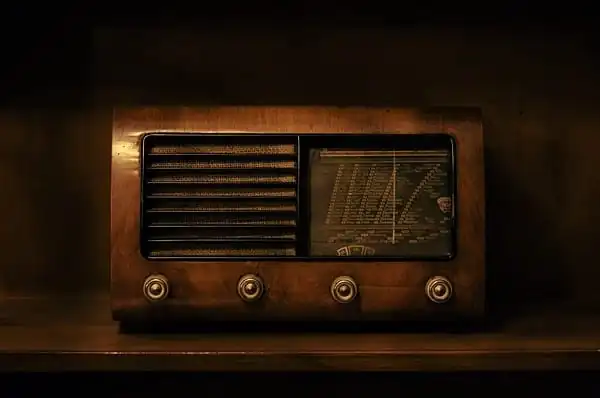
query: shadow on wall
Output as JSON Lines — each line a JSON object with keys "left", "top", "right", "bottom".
{"left": 483, "top": 125, "right": 569, "bottom": 320}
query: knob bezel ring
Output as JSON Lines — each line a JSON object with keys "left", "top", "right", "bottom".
{"left": 330, "top": 276, "right": 358, "bottom": 304}
{"left": 237, "top": 274, "right": 265, "bottom": 303}
{"left": 425, "top": 276, "right": 453, "bottom": 304}
{"left": 143, "top": 274, "right": 170, "bottom": 302}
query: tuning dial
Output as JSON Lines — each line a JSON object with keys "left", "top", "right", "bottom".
{"left": 143, "top": 274, "right": 169, "bottom": 302}
{"left": 237, "top": 274, "right": 265, "bottom": 302}
{"left": 425, "top": 276, "right": 453, "bottom": 303}
{"left": 331, "top": 276, "right": 358, "bottom": 304}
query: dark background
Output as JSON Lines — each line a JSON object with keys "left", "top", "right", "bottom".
{"left": 1, "top": 5, "right": 599, "bottom": 391}
{"left": 1, "top": 371, "right": 599, "bottom": 394}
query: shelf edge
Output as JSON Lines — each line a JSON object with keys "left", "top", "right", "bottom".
{"left": 3, "top": 350, "right": 600, "bottom": 372}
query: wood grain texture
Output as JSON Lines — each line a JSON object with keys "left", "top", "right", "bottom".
{"left": 0, "top": 296, "right": 599, "bottom": 372}
{"left": 110, "top": 107, "right": 485, "bottom": 322}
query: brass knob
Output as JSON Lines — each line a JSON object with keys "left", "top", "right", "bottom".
{"left": 331, "top": 276, "right": 358, "bottom": 304}
{"left": 425, "top": 276, "right": 453, "bottom": 304}
{"left": 237, "top": 274, "right": 265, "bottom": 302}
{"left": 143, "top": 274, "right": 169, "bottom": 302}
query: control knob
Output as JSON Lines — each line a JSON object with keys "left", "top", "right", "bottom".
{"left": 425, "top": 276, "right": 453, "bottom": 303}
{"left": 143, "top": 274, "right": 170, "bottom": 302}
{"left": 330, "top": 276, "right": 358, "bottom": 304}
{"left": 237, "top": 274, "right": 265, "bottom": 302}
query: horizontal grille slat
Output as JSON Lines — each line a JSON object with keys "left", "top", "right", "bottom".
{"left": 146, "top": 199, "right": 297, "bottom": 213}
{"left": 147, "top": 206, "right": 297, "bottom": 213}
{"left": 141, "top": 135, "right": 299, "bottom": 259}
{"left": 149, "top": 248, "right": 297, "bottom": 257}
{"left": 148, "top": 221, "right": 297, "bottom": 227}
{"left": 147, "top": 175, "right": 297, "bottom": 185}
{"left": 146, "top": 226, "right": 297, "bottom": 240}
{"left": 149, "top": 144, "right": 296, "bottom": 155}
{"left": 146, "top": 187, "right": 297, "bottom": 199}
{"left": 148, "top": 238, "right": 296, "bottom": 243}
{"left": 148, "top": 159, "right": 297, "bottom": 170}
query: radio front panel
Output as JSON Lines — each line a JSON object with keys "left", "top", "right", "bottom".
{"left": 110, "top": 107, "right": 485, "bottom": 325}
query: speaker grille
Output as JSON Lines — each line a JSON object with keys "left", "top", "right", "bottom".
{"left": 141, "top": 134, "right": 299, "bottom": 259}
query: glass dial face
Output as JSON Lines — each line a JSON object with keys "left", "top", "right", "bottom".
{"left": 309, "top": 148, "right": 454, "bottom": 258}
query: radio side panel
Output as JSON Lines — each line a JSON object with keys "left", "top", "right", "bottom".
{"left": 110, "top": 107, "right": 485, "bottom": 322}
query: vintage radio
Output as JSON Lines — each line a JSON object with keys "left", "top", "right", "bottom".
{"left": 111, "top": 107, "right": 485, "bottom": 326}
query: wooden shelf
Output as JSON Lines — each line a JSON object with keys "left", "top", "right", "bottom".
{"left": 0, "top": 296, "right": 599, "bottom": 372}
